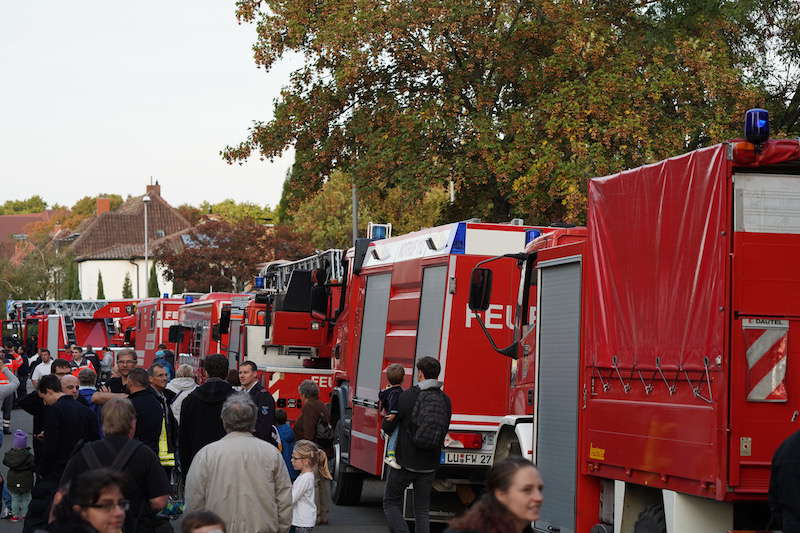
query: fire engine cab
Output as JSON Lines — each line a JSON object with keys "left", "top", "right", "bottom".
{"left": 327, "top": 221, "right": 540, "bottom": 522}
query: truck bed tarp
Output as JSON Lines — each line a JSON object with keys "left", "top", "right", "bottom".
{"left": 586, "top": 140, "right": 800, "bottom": 371}
{"left": 586, "top": 144, "right": 729, "bottom": 371}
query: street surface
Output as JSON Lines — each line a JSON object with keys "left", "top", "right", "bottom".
{"left": 0, "top": 398, "right": 389, "bottom": 533}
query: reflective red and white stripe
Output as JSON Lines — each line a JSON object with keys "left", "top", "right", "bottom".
{"left": 743, "top": 319, "right": 789, "bottom": 402}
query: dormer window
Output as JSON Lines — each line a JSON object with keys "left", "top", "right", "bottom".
{"left": 155, "top": 230, "right": 165, "bottom": 238}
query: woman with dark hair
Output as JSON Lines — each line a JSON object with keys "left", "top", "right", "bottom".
{"left": 50, "top": 469, "right": 127, "bottom": 533}
{"left": 445, "top": 456, "right": 543, "bottom": 533}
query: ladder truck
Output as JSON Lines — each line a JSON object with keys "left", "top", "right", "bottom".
{"left": 3, "top": 299, "right": 138, "bottom": 358}
{"left": 225, "top": 250, "right": 342, "bottom": 421}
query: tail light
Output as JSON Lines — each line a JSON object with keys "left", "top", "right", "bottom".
{"left": 446, "top": 432, "right": 483, "bottom": 450}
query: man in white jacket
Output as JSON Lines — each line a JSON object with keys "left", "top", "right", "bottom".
{"left": 185, "top": 393, "right": 292, "bottom": 533}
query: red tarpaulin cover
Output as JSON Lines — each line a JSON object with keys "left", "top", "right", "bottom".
{"left": 586, "top": 144, "right": 729, "bottom": 371}
{"left": 585, "top": 140, "right": 800, "bottom": 371}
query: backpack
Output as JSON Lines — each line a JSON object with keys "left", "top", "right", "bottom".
{"left": 81, "top": 439, "right": 142, "bottom": 472}
{"left": 410, "top": 388, "right": 451, "bottom": 450}
{"left": 315, "top": 414, "right": 334, "bottom": 443}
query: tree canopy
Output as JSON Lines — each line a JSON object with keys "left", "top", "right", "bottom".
{"left": 155, "top": 219, "right": 313, "bottom": 293}
{"left": 228, "top": 0, "right": 800, "bottom": 224}
{"left": 0, "top": 196, "right": 48, "bottom": 215}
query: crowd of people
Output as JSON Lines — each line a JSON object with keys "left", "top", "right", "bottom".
{"left": 0, "top": 344, "right": 546, "bottom": 533}
{"left": 0, "top": 345, "right": 340, "bottom": 533}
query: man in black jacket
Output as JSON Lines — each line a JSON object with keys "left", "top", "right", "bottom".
{"left": 178, "top": 354, "right": 234, "bottom": 472}
{"left": 239, "top": 360, "right": 277, "bottom": 446}
{"left": 37, "top": 374, "right": 100, "bottom": 480}
{"left": 61, "top": 398, "right": 171, "bottom": 533}
{"left": 126, "top": 368, "right": 164, "bottom": 454}
{"left": 382, "top": 356, "right": 451, "bottom": 533}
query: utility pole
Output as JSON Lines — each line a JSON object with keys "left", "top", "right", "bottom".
{"left": 351, "top": 183, "right": 359, "bottom": 245}
{"left": 143, "top": 194, "right": 151, "bottom": 297}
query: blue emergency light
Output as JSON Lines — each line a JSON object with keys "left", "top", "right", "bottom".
{"left": 162, "top": 293, "right": 169, "bottom": 299}
{"left": 525, "top": 229, "right": 542, "bottom": 244}
{"left": 745, "top": 108, "right": 769, "bottom": 145}
{"left": 184, "top": 295, "right": 194, "bottom": 304}
{"left": 254, "top": 276, "right": 265, "bottom": 289}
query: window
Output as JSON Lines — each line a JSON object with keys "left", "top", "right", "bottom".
{"left": 355, "top": 273, "right": 391, "bottom": 401}
{"left": 734, "top": 172, "right": 800, "bottom": 233}
{"left": 414, "top": 266, "right": 448, "bottom": 375}
{"left": 155, "top": 229, "right": 165, "bottom": 238}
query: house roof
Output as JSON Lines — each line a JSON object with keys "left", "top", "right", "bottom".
{"left": 71, "top": 192, "right": 191, "bottom": 261}
{"left": 0, "top": 211, "right": 52, "bottom": 260}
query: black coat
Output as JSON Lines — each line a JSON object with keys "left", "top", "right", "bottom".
{"left": 128, "top": 388, "right": 164, "bottom": 454}
{"left": 246, "top": 382, "right": 277, "bottom": 446}
{"left": 382, "top": 383, "right": 451, "bottom": 472}
{"left": 39, "top": 396, "right": 100, "bottom": 480}
{"left": 770, "top": 429, "right": 800, "bottom": 531}
{"left": 178, "top": 378, "right": 234, "bottom": 471}
{"left": 18, "top": 390, "right": 45, "bottom": 461}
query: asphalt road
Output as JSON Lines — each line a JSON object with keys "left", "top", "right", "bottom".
{"left": 0, "top": 389, "right": 390, "bottom": 533}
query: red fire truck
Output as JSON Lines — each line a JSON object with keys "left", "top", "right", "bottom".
{"left": 470, "top": 122, "right": 800, "bottom": 531}
{"left": 132, "top": 297, "right": 186, "bottom": 367}
{"left": 173, "top": 293, "right": 248, "bottom": 367}
{"left": 324, "top": 221, "right": 539, "bottom": 521}
{"left": 3, "top": 299, "right": 138, "bottom": 358}
{"left": 225, "top": 251, "right": 344, "bottom": 421}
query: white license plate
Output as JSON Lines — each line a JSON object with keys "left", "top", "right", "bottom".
{"left": 440, "top": 451, "right": 493, "bottom": 465}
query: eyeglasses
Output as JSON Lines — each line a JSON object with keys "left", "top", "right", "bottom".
{"left": 84, "top": 499, "right": 129, "bottom": 512}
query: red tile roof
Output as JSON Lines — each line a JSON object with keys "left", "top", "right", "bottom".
{"left": 0, "top": 211, "right": 52, "bottom": 260}
{"left": 70, "top": 192, "right": 191, "bottom": 261}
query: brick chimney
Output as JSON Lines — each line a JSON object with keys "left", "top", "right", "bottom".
{"left": 96, "top": 197, "right": 111, "bottom": 216}
{"left": 146, "top": 181, "right": 161, "bottom": 197}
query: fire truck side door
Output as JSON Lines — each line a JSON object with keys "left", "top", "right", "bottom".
{"left": 533, "top": 258, "right": 582, "bottom": 533}
{"left": 350, "top": 272, "right": 392, "bottom": 474}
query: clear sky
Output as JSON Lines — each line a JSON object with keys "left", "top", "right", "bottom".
{"left": 0, "top": 2, "right": 301, "bottom": 210}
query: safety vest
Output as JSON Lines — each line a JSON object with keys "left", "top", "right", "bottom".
{"left": 70, "top": 359, "right": 96, "bottom": 378}
{"left": 158, "top": 417, "right": 175, "bottom": 467}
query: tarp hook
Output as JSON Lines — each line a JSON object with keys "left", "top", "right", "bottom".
{"left": 656, "top": 356, "right": 676, "bottom": 395}
{"left": 612, "top": 356, "right": 631, "bottom": 393}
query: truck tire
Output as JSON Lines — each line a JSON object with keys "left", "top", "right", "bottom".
{"left": 634, "top": 503, "right": 666, "bottom": 533}
{"left": 331, "top": 419, "right": 363, "bottom": 505}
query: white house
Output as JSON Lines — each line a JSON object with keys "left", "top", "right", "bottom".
{"left": 67, "top": 184, "right": 192, "bottom": 299}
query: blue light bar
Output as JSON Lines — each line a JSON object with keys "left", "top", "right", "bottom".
{"left": 450, "top": 222, "right": 467, "bottom": 254}
{"left": 254, "top": 276, "right": 265, "bottom": 289}
{"left": 525, "top": 229, "right": 542, "bottom": 244}
{"left": 184, "top": 295, "right": 194, "bottom": 304}
{"left": 745, "top": 108, "right": 769, "bottom": 144}
{"left": 162, "top": 293, "right": 169, "bottom": 299}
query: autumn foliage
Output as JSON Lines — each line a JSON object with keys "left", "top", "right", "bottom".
{"left": 155, "top": 219, "right": 313, "bottom": 293}
{"left": 228, "top": 0, "right": 800, "bottom": 225}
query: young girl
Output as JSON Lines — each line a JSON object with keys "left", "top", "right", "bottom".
{"left": 290, "top": 440, "right": 330, "bottom": 533}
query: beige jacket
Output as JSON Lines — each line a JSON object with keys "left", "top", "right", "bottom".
{"left": 185, "top": 431, "right": 292, "bottom": 533}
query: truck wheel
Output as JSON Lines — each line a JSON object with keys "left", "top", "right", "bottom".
{"left": 331, "top": 420, "right": 363, "bottom": 505}
{"left": 634, "top": 503, "right": 666, "bottom": 533}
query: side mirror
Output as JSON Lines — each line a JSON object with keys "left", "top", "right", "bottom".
{"left": 211, "top": 324, "right": 221, "bottom": 342}
{"left": 219, "top": 308, "right": 231, "bottom": 334}
{"left": 468, "top": 268, "right": 493, "bottom": 311}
